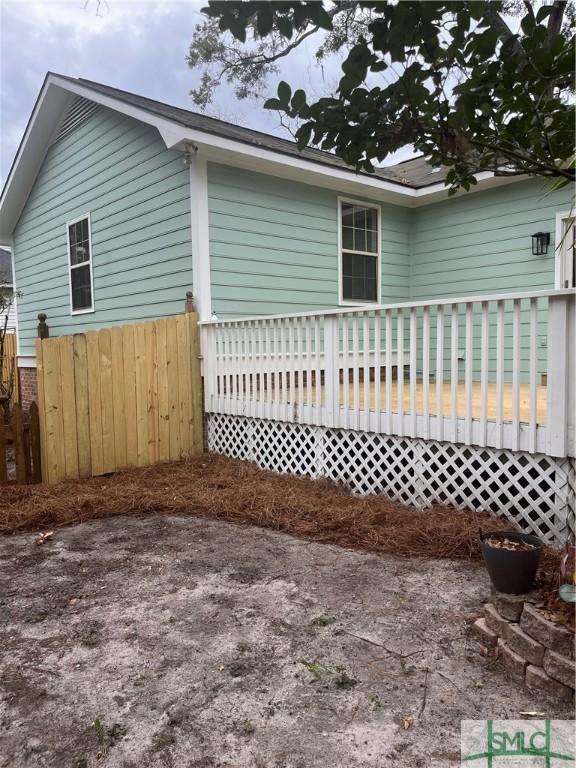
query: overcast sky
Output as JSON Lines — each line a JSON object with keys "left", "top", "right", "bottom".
{"left": 0, "top": 0, "right": 412, "bottom": 186}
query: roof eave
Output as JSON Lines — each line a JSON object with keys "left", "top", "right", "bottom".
{"left": 0, "top": 73, "right": 529, "bottom": 242}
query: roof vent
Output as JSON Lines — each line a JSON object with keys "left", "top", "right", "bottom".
{"left": 52, "top": 96, "right": 99, "bottom": 144}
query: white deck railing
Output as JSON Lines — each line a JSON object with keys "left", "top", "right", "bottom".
{"left": 200, "top": 289, "right": 575, "bottom": 458}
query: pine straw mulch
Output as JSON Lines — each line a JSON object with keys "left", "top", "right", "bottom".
{"left": 1, "top": 453, "right": 572, "bottom": 630}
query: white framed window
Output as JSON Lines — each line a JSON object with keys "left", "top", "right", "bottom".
{"left": 555, "top": 211, "right": 575, "bottom": 289}
{"left": 67, "top": 213, "right": 95, "bottom": 314}
{"left": 338, "top": 197, "right": 381, "bottom": 304}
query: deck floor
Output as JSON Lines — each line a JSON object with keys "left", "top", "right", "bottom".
{"left": 278, "top": 380, "right": 548, "bottom": 424}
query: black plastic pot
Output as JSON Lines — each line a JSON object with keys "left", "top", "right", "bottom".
{"left": 480, "top": 530, "right": 543, "bottom": 595}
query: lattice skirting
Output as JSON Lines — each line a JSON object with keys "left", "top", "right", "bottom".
{"left": 207, "top": 414, "right": 575, "bottom": 547}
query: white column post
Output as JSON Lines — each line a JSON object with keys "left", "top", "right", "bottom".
{"left": 189, "top": 153, "right": 213, "bottom": 415}
{"left": 547, "top": 293, "right": 570, "bottom": 457}
{"left": 189, "top": 154, "right": 211, "bottom": 322}
{"left": 567, "top": 292, "right": 575, "bottom": 458}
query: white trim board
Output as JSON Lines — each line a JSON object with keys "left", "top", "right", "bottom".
{"left": 555, "top": 210, "right": 575, "bottom": 289}
{"left": 17, "top": 355, "right": 37, "bottom": 369}
{"left": 0, "top": 73, "right": 528, "bottom": 242}
{"left": 188, "top": 155, "right": 212, "bottom": 321}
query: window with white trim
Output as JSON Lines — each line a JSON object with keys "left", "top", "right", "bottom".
{"left": 340, "top": 200, "right": 380, "bottom": 302}
{"left": 67, "top": 215, "right": 94, "bottom": 313}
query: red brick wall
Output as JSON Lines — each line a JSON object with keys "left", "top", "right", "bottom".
{"left": 18, "top": 367, "right": 38, "bottom": 410}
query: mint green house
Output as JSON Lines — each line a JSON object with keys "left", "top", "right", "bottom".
{"left": 1, "top": 73, "right": 574, "bottom": 540}
{"left": 0, "top": 73, "right": 573, "bottom": 364}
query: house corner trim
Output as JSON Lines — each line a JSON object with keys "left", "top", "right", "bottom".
{"left": 189, "top": 155, "right": 212, "bottom": 321}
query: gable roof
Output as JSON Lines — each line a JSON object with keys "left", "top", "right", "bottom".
{"left": 54, "top": 74, "right": 447, "bottom": 190}
{"left": 0, "top": 248, "right": 12, "bottom": 285}
{"left": 0, "top": 72, "right": 522, "bottom": 244}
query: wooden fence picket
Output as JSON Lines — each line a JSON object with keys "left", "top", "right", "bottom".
{"left": 60, "top": 335, "right": 79, "bottom": 480}
{"left": 110, "top": 326, "right": 127, "bottom": 470}
{"left": 0, "top": 418, "right": 7, "bottom": 484}
{"left": 29, "top": 402, "right": 42, "bottom": 484}
{"left": 1, "top": 332, "right": 19, "bottom": 405}
{"left": 74, "top": 334, "right": 92, "bottom": 477}
{"left": 33, "top": 312, "right": 204, "bottom": 484}
{"left": 11, "top": 404, "right": 27, "bottom": 484}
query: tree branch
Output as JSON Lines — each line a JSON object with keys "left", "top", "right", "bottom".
{"left": 547, "top": 0, "right": 567, "bottom": 37}
{"left": 234, "top": 24, "right": 321, "bottom": 67}
{"left": 469, "top": 138, "right": 575, "bottom": 178}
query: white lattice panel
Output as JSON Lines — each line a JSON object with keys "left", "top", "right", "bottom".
{"left": 320, "top": 430, "right": 421, "bottom": 507}
{"left": 568, "top": 459, "right": 576, "bottom": 539}
{"left": 208, "top": 414, "right": 573, "bottom": 546}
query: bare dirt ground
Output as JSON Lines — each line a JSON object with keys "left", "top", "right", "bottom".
{"left": 0, "top": 514, "right": 572, "bottom": 768}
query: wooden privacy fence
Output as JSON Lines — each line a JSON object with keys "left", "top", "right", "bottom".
{"left": 0, "top": 402, "right": 41, "bottom": 484}
{"left": 36, "top": 313, "right": 203, "bottom": 484}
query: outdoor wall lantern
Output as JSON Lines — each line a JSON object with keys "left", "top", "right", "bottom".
{"left": 532, "top": 231, "right": 550, "bottom": 255}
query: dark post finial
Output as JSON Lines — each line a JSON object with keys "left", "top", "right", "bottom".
{"left": 37, "top": 313, "right": 49, "bottom": 339}
{"left": 185, "top": 291, "right": 196, "bottom": 314}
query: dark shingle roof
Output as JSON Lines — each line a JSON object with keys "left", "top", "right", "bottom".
{"left": 54, "top": 74, "right": 448, "bottom": 190}
{"left": 0, "top": 248, "right": 12, "bottom": 284}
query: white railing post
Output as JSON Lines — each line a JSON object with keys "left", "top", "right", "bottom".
{"left": 547, "top": 293, "right": 570, "bottom": 457}
{"left": 568, "top": 292, "right": 575, "bottom": 458}
{"left": 323, "top": 315, "right": 339, "bottom": 428}
{"left": 200, "top": 324, "right": 217, "bottom": 412}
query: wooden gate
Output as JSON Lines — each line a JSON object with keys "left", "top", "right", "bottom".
{"left": 1, "top": 332, "right": 19, "bottom": 407}
{"left": 0, "top": 402, "right": 42, "bottom": 484}
{"left": 36, "top": 313, "right": 203, "bottom": 484}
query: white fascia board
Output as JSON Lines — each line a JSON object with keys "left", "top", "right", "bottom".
{"left": 46, "top": 75, "right": 186, "bottom": 143}
{"left": 0, "top": 74, "right": 192, "bottom": 241}
{"left": 164, "top": 130, "right": 526, "bottom": 207}
{"left": 60, "top": 78, "right": 507, "bottom": 205}
{"left": 0, "top": 72, "right": 528, "bottom": 243}
{"left": 163, "top": 130, "right": 417, "bottom": 206}
{"left": 412, "top": 171, "right": 527, "bottom": 205}
{"left": 0, "top": 80, "right": 72, "bottom": 242}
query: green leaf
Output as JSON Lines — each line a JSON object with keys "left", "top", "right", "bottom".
{"left": 200, "top": 0, "right": 575, "bottom": 194}
{"left": 535, "top": 5, "right": 553, "bottom": 24}
{"left": 277, "top": 81, "right": 291, "bottom": 106}
{"left": 291, "top": 89, "right": 307, "bottom": 112}
{"left": 520, "top": 12, "right": 535, "bottom": 35}
{"left": 313, "top": 6, "right": 333, "bottom": 31}
{"left": 229, "top": 20, "right": 246, "bottom": 43}
{"left": 256, "top": 8, "right": 274, "bottom": 38}
{"left": 276, "top": 16, "right": 293, "bottom": 39}
{"left": 339, "top": 73, "right": 362, "bottom": 95}
{"left": 296, "top": 122, "right": 313, "bottom": 150}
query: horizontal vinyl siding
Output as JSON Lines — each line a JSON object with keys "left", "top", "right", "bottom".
{"left": 411, "top": 179, "right": 573, "bottom": 381}
{"left": 410, "top": 179, "right": 572, "bottom": 300}
{"left": 14, "top": 106, "right": 191, "bottom": 355}
{"left": 207, "top": 163, "right": 410, "bottom": 318}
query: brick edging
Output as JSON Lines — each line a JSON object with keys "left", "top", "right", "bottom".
{"left": 472, "top": 590, "right": 575, "bottom": 702}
